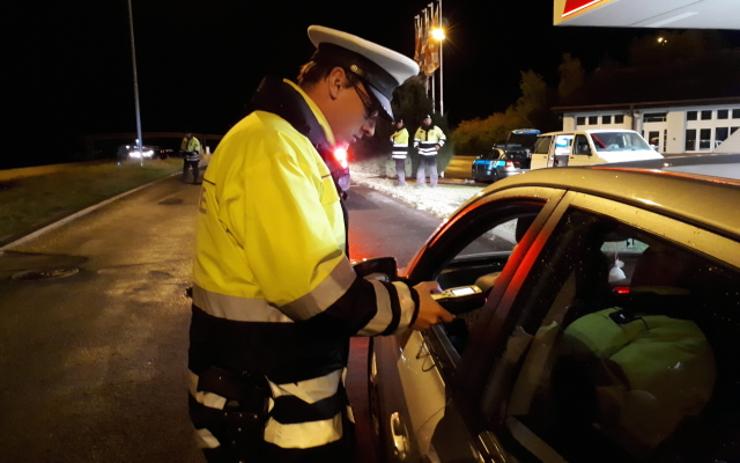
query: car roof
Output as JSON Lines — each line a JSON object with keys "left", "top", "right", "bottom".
{"left": 482, "top": 166, "right": 740, "bottom": 240}
{"left": 538, "top": 129, "right": 639, "bottom": 137}
{"left": 511, "top": 128, "right": 541, "bottom": 135}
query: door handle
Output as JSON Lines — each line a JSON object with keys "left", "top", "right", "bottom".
{"left": 390, "top": 411, "right": 409, "bottom": 460}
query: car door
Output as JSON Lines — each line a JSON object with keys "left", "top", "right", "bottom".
{"left": 531, "top": 136, "right": 553, "bottom": 170}
{"left": 458, "top": 191, "right": 740, "bottom": 462}
{"left": 568, "top": 134, "right": 596, "bottom": 166}
{"left": 369, "top": 186, "right": 568, "bottom": 462}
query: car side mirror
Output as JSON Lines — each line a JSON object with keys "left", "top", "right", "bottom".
{"left": 353, "top": 257, "right": 398, "bottom": 281}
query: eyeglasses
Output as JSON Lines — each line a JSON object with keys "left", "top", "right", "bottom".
{"left": 352, "top": 83, "right": 381, "bottom": 121}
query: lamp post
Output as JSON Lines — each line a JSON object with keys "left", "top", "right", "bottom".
{"left": 430, "top": 25, "right": 446, "bottom": 115}
{"left": 126, "top": 0, "right": 144, "bottom": 166}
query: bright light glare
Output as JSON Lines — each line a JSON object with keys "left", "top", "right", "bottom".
{"left": 333, "top": 147, "right": 349, "bottom": 169}
{"left": 128, "top": 148, "right": 154, "bottom": 159}
{"left": 430, "top": 27, "right": 446, "bottom": 42}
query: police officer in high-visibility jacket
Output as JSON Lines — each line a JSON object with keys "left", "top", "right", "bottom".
{"left": 414, "top": 114, "right": 446, "bottom": 187}
{"left": 390, "top": 118, "right": 409, "bottom": 185}
{"left": 180, "top": 132, "right": 202, "bottom": 184}
{"left": 188, "top": 25, "right": 454, "bottom": 462}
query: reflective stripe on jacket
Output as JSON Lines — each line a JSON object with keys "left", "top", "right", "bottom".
{"left": 414, "top": 125, "right": 446, "bottom": 156}
{"left": 189, "top": 78, "right": 419, "bottom": 451}
{"left": 390, "top": 128, "right": 409, "bottom": 159}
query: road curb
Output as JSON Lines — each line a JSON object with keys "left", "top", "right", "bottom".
{"left": 0, "top": 172, "right": 181, "bottom": 252}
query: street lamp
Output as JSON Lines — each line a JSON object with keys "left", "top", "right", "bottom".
{"left": 431, "top": 26, "right": 446, "bottom": 42}
{"left": 126, "top": 0, "right": 144, "bottom": 166}
{"left": 430, "top": 26, "right": 446, "bottom": 115}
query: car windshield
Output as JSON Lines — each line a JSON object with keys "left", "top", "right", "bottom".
{"left": 507, "top": 133, "right": 539, "bottom": 150}
{"left": 590, "top": 131, "right": 651, "bottom": 152}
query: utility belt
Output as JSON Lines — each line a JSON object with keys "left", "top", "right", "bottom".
{"left": 189, "top": 365, "right": 270, "bottom": 451}
{"left": 184, "top": 151, "right": 200, "bottom": 162}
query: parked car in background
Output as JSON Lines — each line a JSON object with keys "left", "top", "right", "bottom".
{"left": 471, "top": 148, "right": 529, "bottom": 183}
{"left": 472, "top": 129, "right": 539, "bottom": 183}
{"left": 365, "top": 158, "right": 740, "bottom": 462}
{"left": 116, "top": 143, "right": 165, "bottom": 162}
{"left": 531, "top": 129, "right": 662, "bottom": 170}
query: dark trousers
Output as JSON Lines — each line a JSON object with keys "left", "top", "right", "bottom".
{"left": 183, "top": 159, "right": 200, "bottom": 183}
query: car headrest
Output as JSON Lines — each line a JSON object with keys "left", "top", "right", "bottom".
{"left": 630, "top": 244, "right": 691, "bottom": 289}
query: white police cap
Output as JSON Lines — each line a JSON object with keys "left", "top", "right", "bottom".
{"left": 308, "top": 25, "right": 419, "bottom": 120}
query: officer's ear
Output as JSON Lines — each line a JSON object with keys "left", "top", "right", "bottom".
{"left": 327, "top": 67, "right": 347, "bottom": 101}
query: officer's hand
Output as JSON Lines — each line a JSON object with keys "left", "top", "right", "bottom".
{"left": 412, "top": 281, "right": 455, "bottom": 330}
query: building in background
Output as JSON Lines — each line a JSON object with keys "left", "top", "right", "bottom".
{"left": 555, "top": 98, "right": 740, "bottom": 154}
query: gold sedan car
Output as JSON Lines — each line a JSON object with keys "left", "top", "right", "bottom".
{"left": 367, "top": 156, "right": 740, "bottom": 462}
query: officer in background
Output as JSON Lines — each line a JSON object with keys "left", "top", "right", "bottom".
{"left": 390, "top": 118, "right": 409, "bottom": 185}
{"left": 180, "top": 132, "right": 202, "bottom": 183}
{"left": 188, "top": 25, "right": 453, "bottom": 462}
{"left": 414, "top": 114, "right": 446, "bottom": 187}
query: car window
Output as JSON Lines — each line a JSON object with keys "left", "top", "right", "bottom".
{"left": 480, "top": 208, "right": 739, "bottom": 462}
{"left": 533, "top": 136, "right": 552, "bottom": 154}
{"left": 590, "top": 131, "right": 651, "bottom": 152}
{"left": 573, "top": 134, "right": 591, "bottom": 155}
{"left": 480, "top": 150, "right": 499, "bottom": 160}
{"left": 554, "top": 135, "right": 573, "bottom": 156}
{"left": 434, "top": 209, "right": 542, "bottom": 356}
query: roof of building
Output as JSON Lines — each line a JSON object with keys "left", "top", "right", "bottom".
{"left": 553, "top": 96, "right": 740, "bottom": 113}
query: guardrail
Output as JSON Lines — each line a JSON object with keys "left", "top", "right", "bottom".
{"left": 443, "top": 155, "right": 476, "bottom": 179}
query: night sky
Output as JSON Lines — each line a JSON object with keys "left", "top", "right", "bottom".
{"left": 7, "top": 1, "right": 740, "bottom": 166}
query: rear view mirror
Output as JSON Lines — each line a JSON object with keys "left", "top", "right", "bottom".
{"left": 353, "top": 257, "right": 398, "bottom": 281}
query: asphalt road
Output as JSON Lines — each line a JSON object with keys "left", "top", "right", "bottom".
{"left": 0, "top": 178, "right": 443, "bottom": 462}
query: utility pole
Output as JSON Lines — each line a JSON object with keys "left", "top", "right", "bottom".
{"left": 127, "top": 0, "right": 144, "bottom": 166}
{"left": 439, "top": 0, "right": 444, "bottom": 115}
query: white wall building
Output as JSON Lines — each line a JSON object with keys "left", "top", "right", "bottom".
{"left": 556, "top": 97, "right": 740, "bottom": 154}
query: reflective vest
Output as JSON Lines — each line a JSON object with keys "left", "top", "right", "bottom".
{"left": 561, "top": 307, "right": 715, "bottom": 452}
{"left": 182, "top": 136, "right": 202, "bottom": 162}
{"left": 189, "top": 78, "right": 419, "bottom": 452}
{"left": 414, "top": 125, "right": 446, "bottom": 156}
{"left": 390, "top": 128, "right": 409, "bottom": 159}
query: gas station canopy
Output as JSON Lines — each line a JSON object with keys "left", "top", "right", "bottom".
{"left": 554, "top": 0, "right": 740, "bottom": 29}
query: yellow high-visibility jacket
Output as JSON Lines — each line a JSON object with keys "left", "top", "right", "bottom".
{"left": 189, "top": 78, "right": 419, "bottom": 452}
{"left": 181, "top": 136, "right": 202, "bottom": 161}
{"left": 414, "top": 125, "right": 446, "bottom": 156}
{"left": 390, "top": 128, "right": 409, "bottom": 159}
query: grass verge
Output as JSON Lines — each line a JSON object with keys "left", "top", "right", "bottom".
{"left": 0, "top": 159, "right": 182, "bottom": 245}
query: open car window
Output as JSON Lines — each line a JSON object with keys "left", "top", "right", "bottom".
{"left": 431, "top": 207, "right": 543, "bottom": 357}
